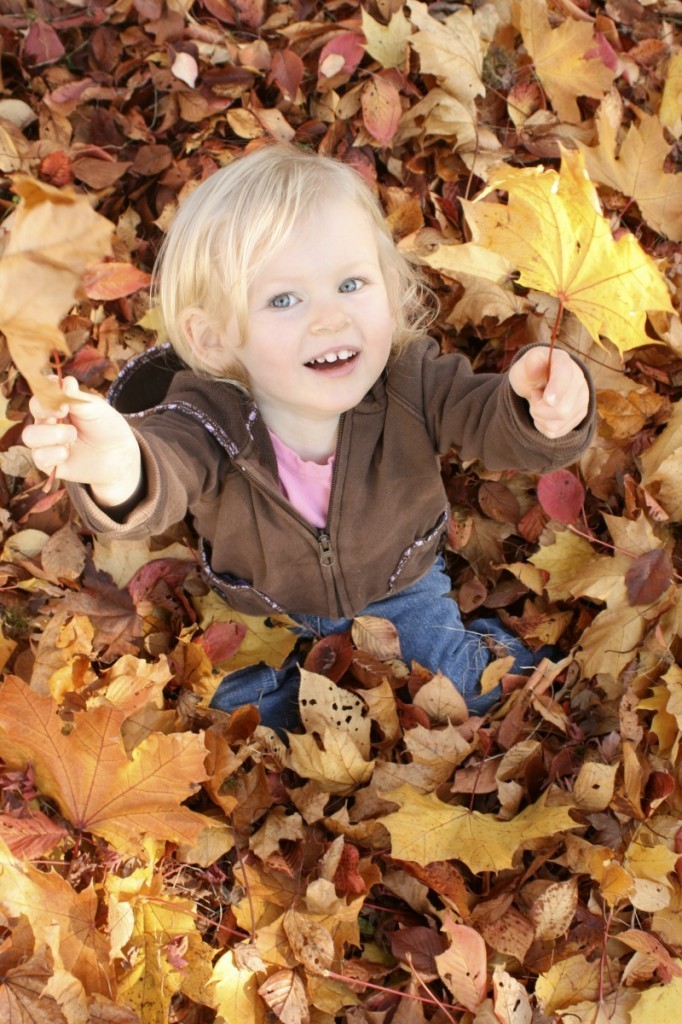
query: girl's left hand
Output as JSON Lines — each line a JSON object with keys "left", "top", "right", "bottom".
{"left": 509, "top": 346, "right": 590, "bottom": 439}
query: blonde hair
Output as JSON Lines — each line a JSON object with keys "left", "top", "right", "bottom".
{"left": 153, "top": 143, "right": 434, "bottom": 377}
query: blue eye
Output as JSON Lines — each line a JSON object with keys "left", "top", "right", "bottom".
{"left": 339, "top": 278, "right": 363, "bottom": 294}
{"left": 270, "top": 293, "right": 297, "bottom": 308}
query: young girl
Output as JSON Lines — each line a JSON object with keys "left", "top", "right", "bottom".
{"left": 23, "top": 144, "right": 594, "bottom": 730}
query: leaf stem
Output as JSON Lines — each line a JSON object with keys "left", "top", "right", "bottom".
{"left": 546, "top": 298, "right": 565, "bottom": 379}
{"left": 322, "top": 966, "right": 465, "bottom": 1014}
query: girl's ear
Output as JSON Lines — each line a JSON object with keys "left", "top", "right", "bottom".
{"left": 180, "top": 311, "right": 234, "bottom": 372}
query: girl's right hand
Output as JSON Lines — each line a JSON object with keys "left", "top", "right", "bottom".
{"left": 22, "top": 376, "right": 143, "bottom": 508}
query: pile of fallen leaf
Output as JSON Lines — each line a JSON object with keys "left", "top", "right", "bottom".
{"left": 0, "top": 0, "right": 681, "bottom": 1022}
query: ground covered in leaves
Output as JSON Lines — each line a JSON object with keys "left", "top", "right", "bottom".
{"left": 0, "top": 0, "right": 681, "bottom": 1022}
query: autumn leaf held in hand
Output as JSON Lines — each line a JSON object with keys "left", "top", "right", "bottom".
{"left": 463, "top": 147, "right": 673, "bottom": 353}
{"left": 0, "top": 176, "right": 113, "bottom": 408}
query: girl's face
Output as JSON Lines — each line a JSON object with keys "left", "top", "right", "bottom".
{"left": 214, "top": 199, "right": 395, "bottom": 437}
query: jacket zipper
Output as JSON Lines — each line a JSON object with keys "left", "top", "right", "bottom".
{"left": 231, "top": 414, "right": 346, "bottom": 574}
{"left": 316, "top": 413, "right": 346, "bottom": 570}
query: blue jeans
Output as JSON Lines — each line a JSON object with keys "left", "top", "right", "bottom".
{"left": 209, "top": 558, "right": 546, "bottom": 731}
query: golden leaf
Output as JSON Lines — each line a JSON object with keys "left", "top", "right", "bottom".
{"left": 0, "top": 177, "right": 113, "bottom": 409}
{"left": 660, "top": 49, "right": 682, "bottom": 137}
{"left": 209, "top": 949, "right": 266, "bottom": 1024}
{"left": 517, "top": 0, "right": 615, "bottom": 123}
{"left": 0, "top": 841, "right": 112, "bottom": 996}
{"left": 378, "top": 784, "right": 577, "bottom": 869}
{"left": 578, "top": 92, "right": 682, "bottom": 241}
{"left": 464, "top": 148, "right": 673, "bottom": 353}
{"left": 287, "top": 727, "right": 375, "bottom": 795}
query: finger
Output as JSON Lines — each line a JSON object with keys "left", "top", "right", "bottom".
{"left": 23, "top": 423, "right": 78, "bottom": 448}
{"left": 28, "top": 393, "right": 70, "bottom": 424}
{"left": 31, "top": 445, "right": 71, "bottom": 474}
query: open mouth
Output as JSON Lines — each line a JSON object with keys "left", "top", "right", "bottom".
{"left": 305, "top": 348, "right": 358, "bottom": 370}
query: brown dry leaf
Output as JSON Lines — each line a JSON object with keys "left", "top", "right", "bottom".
{"left": 250, "top": 807, "right": 305, "bottom": 862}
{"left": 378, "top": 784, "right": 577, "bottom": 869}
{"left": 258, "top": 968, "right": 309, "bottom": 1024}
{"left": 0, "top": 177, "right": 113, "bottom": 409}
{"left": 282, "top": 909, "right": 334, "bottom": 975}
{"left": 0, "top": 675, "right": 212, "bottom": 855}
{"left": 529, "top": 876, "right": 578, "bottom": 940}
{"left": 0, "top": 841, "right": 112, "bottom": 996}
{"left": 412, "top": 671, "right": 469, "bottom": 724}
{"left": 573, "top": 762, "right": 618, "bottom": 812}
{"left": 0, "top": 951, "right": 67, "bottom": 1024}
{"left": 40, "top": 524, "right": 87, "bottom": 582}
{"left": 493, "top": 966, "right": 532, "bottom": 1024}
{"left": 351, "top": 614, "right": 402, "bottom": 661}
{"left": 298, "top": 668, "right": 371, "bottom": 758}
{"left": 407, "top": 1, "right": 487, "bottom": 109}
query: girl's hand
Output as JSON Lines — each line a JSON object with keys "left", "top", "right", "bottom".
{"left": 509, "top": 347, "right": 590, "bottom": 439}
{"left": 22, "top": 377, "right": 142, "bottom": 508}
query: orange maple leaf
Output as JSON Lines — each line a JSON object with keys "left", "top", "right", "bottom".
{"left": 0, "top": 675, "right": 212, "bottom": 855}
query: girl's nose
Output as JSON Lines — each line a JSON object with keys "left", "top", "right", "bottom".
{"left": 310, "top": 300, "right": 351, "bottom": 335}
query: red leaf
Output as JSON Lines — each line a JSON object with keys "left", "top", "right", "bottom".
{"left": 625, "top": 549, "right": 673, "bottom": 606}
{"left": 198, "top": 621, "right": 247, "bottom": 663}
{"left": 333, "top": 843, "right": 367, "bottom": 895}
{"left": 39, "top": 150, "right": 73, "bottom": 187}
{"left": 361, "top": 74, "right": 402, "bottom": 147}
{"left": 24, "top": 21, "right": 65, "bottom": 65}
{"left": 536, "top": 470, "right": 585, "bottom": 523}
{"left": 391, "top": 926, "right": 449, "bottom": 974}
{"left": 318, "top": 33, "right": 365, "bottom": 79}
{"left": 304, "top": 632, "right": 353, "bottom": 682}
{"left": 271, "top": 49, "right": 304, "bottom": 101}
{"left": 127, "top": 558, "right": 194, "bottom": 606}
{"left": 83, "top": 262, "right": 152, "bottom": 300}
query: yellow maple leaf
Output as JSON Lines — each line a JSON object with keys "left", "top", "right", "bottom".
{"left": 464, "top": 148, "right": 674, "bottom": 354}
{"left": 0, "top": 675, "right": 213, "bottom": 855}
{"left": 378, "top": 784, "right": 577, "bottom": 870}
{"left": 629, "top": 976, "right": 682, "bottom": 1024}
{"left": 107, "top": 862, "right": 214, "bottom": 1024}
{"left": 517, "top": 0, "right": 616, "bottom": 123}
{"left": 0, "top": 840, "right": 112, "bottom": 996}
{"left": 209, "top": 949, "right": 266, "bottom": 1024}
{"left": 578, "top": 92, "right": 682, "bottom": 242}
{"left": 287, "top": 727, "right": 375, "bottom": 795}
{"left": 0, "top": 176, "right": 113, "bottom": 410}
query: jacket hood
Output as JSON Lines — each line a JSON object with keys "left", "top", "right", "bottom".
{"left": 107, "top": 342, "right": 271, "bottom": 463}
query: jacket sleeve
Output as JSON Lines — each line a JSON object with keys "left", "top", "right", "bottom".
{"left": 390, "top": 338, "right": 596, "bottom": 472}
{"left": 66, "top": 411, "right": 225, "bottom": 539}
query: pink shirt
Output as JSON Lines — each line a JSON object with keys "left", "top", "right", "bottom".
{"left": 268, "top": 430, "right": 334, "bottom": 529}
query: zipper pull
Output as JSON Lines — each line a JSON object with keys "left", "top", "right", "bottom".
{"left": 318, "top": 533, "right": 334, "bottom": 567}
